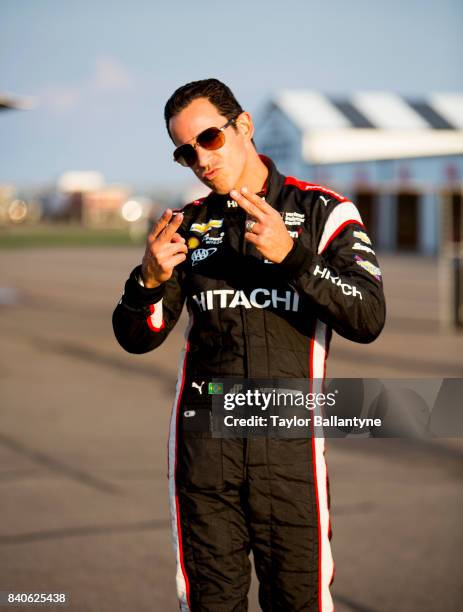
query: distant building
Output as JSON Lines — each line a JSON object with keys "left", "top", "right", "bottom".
{"left": 255, "top": 92, "right": 463, "bottom": 254}
{"left": 54, "top": 171, "right": 156, "bottom": 229}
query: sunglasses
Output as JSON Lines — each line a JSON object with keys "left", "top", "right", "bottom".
{"left": 173, "top": 116, "right": 237, "bottom": 167}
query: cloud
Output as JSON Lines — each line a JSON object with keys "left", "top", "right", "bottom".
{"left": 90, "top": 56, "right": 133, "bottom": 94}
{"left": 40, "top": 85, "right": 81, "bottom": 112}
{"left": 39, "top": 56, "right": 134, "bottom": 113}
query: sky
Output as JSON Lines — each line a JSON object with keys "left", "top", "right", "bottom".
{"left": 1, "top": 0, "right": 462, "bottom": 191}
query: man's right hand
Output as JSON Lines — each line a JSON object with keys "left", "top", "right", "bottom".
{"left": 141, "top": 209, "right": 188, "bottom": 288}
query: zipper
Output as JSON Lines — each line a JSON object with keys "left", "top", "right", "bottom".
{"left": 238, "top": 207, "right": 251, "bottom": 378}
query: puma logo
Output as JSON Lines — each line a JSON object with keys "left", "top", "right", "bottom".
{"left": 319, "top": 195, "right": 330, "bottom": 206}
{"left": 192, "top": 381, "right": 205, "bottom": 394}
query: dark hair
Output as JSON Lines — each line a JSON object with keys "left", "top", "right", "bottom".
{"left": 164, "top": 78, "right": 244, "bottom": 138}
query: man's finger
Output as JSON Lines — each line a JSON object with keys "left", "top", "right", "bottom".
{"left": 244, "top": 231, "right": 261, "bottom": 246}
{"left": 229, "top": 190, "right": 265, "bottom": 221}
{"left": 155, "top": 242, "right": 188, "bottom": 259}
{"left": 149, "top": 209, "right": 173, "bottom": 240}
{"left": 171, "top": 233, "right": 186, "bottom": 244}
{"left": 161, "top": 211, "right": 184, "bottom": 241}
{"left": 239, "top": 187, "right": 272, "bottom": 213}
{"left": 167, "top": 252, "right": 187, "bottom": 268}
{"left": 166, "top": 241, "right": 188, "bottom": 255}
{"left": 244, "top": 219, "right": 262, "bottom": 235}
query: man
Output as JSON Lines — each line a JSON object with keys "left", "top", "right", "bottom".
{"left": 112, "top": 79, "right": 386, "bottom": 611}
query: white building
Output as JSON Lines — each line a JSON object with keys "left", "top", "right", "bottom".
{"left": 255, "top": 92, "right": 463, "bottom": 254}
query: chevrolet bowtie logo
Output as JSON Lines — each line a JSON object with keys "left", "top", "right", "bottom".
{"left": 190, "top": 219, "right": 223, "bottom": 234}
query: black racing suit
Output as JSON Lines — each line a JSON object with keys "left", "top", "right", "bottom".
{"left": 112, "top": 156, "right": 386, "bottom": 611}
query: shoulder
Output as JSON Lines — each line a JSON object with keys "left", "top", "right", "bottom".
{"left": 283, "top": 176, "right": 365, "bottom": 251}
{"left": 173, "top": 195, "right": 208, "bottom": 215}
{"left": 172, "top": 195, "right": 210, "bottom": 230}
{"left": 283, "top": 175, "right": 359, "bottom": 219}
{"left": 283, "top": 175, "right": 349, "bottom": 205}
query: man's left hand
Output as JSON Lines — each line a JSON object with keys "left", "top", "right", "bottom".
{"left": 230, "top": 187, "right": 293, "bottom": 263}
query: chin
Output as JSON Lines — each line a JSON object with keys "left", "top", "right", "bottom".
{"left": 213, "top": 185, "right": 231, "bottom": 195}
{"left": 204, "top": 177, "right": 233, "bottom": 195}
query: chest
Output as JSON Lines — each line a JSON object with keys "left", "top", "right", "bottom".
{"left": 183, "top": 198, "right": 310, "bottom": 280}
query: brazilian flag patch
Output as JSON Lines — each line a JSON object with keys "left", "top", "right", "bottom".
{"left": 208, "top": 382, "right": 223, "bottom": 395}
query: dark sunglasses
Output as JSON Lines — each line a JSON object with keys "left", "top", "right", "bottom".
{"left": 173, "top": 116, "right": 238, "bottom": 167}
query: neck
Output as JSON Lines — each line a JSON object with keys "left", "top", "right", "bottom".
{"left": 233, "top": 150, "right": 269, "bottom": 193}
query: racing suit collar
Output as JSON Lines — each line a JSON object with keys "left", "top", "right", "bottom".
{"left": 256, "top": 155, "right": 285, "bottom": 205}
{"left": 206, "top": 155, "right": 285, "bottom": 208}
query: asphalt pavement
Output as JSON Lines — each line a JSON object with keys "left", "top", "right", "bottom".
{"left": 0, "top": 248, "right": 462, "bottom": 611}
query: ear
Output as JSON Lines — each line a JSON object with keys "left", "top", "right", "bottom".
{"left": 235, "top": 112, "right": 254, "bottom": 142}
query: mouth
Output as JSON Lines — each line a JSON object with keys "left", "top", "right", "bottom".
{"left": 203, "top": 168, "right": 220, "bottom": 180}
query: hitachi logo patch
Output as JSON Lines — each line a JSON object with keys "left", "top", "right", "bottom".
{"left": 192, "top": 288, "right": 300, "bottom": 312}
{"left": 313, "top": 265, "right": 363, "bottom": 299}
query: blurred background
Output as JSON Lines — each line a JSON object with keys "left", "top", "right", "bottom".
{"left": 1, "top": 1, "right": 462, "bottom": 610}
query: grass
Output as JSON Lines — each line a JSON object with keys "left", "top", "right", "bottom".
{"left": 0, "top": 223, "right": 146, "bottom": 248}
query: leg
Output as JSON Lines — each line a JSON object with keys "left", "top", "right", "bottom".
{"left": 172, "top": 431, "right": 251, "bottom": 611}
{"left": 247, "top": 437, "right": 334, "bottom": 612}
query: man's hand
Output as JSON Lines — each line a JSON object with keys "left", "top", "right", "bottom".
{"left": 141, "top": 209, "right": 188, "bottom": 288}
{"left": 230, "top": 187, "right": 293, "bottom": 263}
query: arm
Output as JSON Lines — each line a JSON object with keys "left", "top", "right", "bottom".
{"left": 112, "top": 208, "right": 188, "bottom": 354}
{"left": 230, "top": 187, "right": 385, "bottom": 344}
{"left": 112, "top": 265, "right": 186, "bottom": 354}
{"left": 279, "top": 199, "right": 386, "bottom": 343}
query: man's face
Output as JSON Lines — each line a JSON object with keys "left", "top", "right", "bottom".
{"left": 169, "top": 97, "right": 251, "bottom": 195}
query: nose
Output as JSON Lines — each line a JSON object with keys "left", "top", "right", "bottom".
{"left": 194, "top": 145, "right": 214, "bottom": 169}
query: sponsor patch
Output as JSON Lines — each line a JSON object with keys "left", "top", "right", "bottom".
{"left": 208, "top": 382, "right": 223, "bottom": 395}
{"left": 353, "top": 242, "right": 375, "bottom": 255}
{"left": 191, "top": 247, "right": 217, "bottom": 266}
{"left": 313, "top": 265, "right": 363, "bottom": 299}
{"left": 319, "top": 195, "right": 330, "bottom": 206}
{"left": 287, "top": 228, "right": 303, "bottom": 239}
{"left": 202, "top": 232, "right": 224, "bottom": 245}
{"left": 284, "top": 211, "right": 305, "bottom": 226}
{"left": 354, "top": 255, "right": 382, "bottom": 280}
{"left": 192, "top": 381, "right": 205, "bottom": 394}
{"left": 228, "top": 194, "right": 266, "bottom": 208}
{"left": 188, "top": 237, "right": 200, "bottom": 249}
{"left": 192, "top": 288, "right": 300, "bottom": 312}
{"left": 190, "top": 218, "right": 223, "bottom": 234}
{"left": 353, "top": 230, "right": 372, "bottom": 245}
